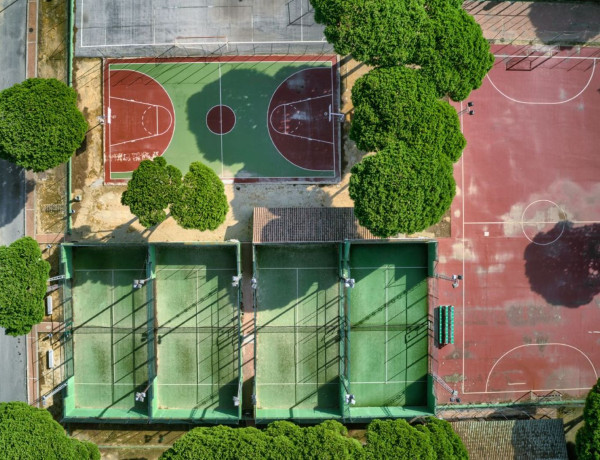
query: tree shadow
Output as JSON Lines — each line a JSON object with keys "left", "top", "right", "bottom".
{"left": 524, "top": 221, "right": 600, "bottom": 307}
{"left": 0, "top": 159, "right": 25, "bottom": 237}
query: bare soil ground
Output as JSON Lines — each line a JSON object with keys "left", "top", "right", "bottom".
{"left": 70, "top": 56, "right": 449, "bottom": 243}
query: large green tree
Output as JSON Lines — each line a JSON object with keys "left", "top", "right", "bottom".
{"left": 576, "top": 378, "right": 600, "bottom": 460}
{"left": 311, "top": 0, "right": 493, "bottom": 100}
{"left": 350, "top": 66, "right": 465, "bottom": 161}
{"left": 0, "top": 402, "right": 99, "bottom": 459}
{"left": 121, "top": 156, "right": 182, "bottom": 228}
{"left": 349, "top": 143, "right": 455, "bottom": 237}
{"left": 170, "top": 162, "right": 229, "bottom": 231}
{"left": 0, "top": 78, "right": 87, "bottom": 171}
{"left": 364, "top": 419, "right": 435, "bottom": 459}
{"left": 0, "top": 237, "right": 50, "bottom": 336}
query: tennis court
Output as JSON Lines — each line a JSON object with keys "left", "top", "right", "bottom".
{"left": 104, "top": 56, "right": 340, "bottom": 184}
{"left": 63, "top": 245, "right": 151, "bottom": 419}
{"left": 254, "top": 244, "right": 342, "bottom": 420}
{"left": 152, "top": 244, "right": 242, "bottom": 421}
{"left": 345, "top": 242, "right": 433, "bottom": 419}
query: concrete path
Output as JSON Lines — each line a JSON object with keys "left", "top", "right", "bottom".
{"left": 0, "top": 0, "right": 27, "bottom": 403}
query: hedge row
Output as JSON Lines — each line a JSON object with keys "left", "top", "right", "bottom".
{"left": 160, "top": 418, "right": 468, "bottom": 460}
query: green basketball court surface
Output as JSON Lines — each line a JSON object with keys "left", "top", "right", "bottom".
{"left": 104, "top": 56, "right": 340, "bottom": 184}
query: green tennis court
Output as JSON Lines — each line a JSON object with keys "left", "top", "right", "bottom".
{"left": 152, "top": 245, "right": 241, "bottom": 420}
{"left": 105, "top": 56, "right": 340, "bottom": 184}
{"left": 255, "top": 245, "right": 342, "bottom": 420}
{"left": 65, "top": 245, "right": 151, "bottom": 419}
{"left": 347, "top": 243, "right": 431, "bottom": 418}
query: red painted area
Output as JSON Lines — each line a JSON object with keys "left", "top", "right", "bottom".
{"left": 104, "top": 69, "right": 175, "bottom": 184}
{"left": 267, "top": 67, "right": 337, "bottom": 171}
{"left": 206, "top": 105, "right": 236, "bottom": 135}
{"left": 433, "top": 45, "right": 600, "bottom": 405}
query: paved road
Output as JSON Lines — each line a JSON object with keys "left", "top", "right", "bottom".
{"left": 0, "top": 0, "right": 27, "bottom": 403}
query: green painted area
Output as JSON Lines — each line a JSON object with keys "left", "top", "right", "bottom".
{"left": 110, "top": 60, "right": 335, "bottom": 180}
{"left": 70, "top": 246, "right": 150, "bottom": 416}
{"left": 349, "top": 243, "right": 429, "bottom": 410}
{"left": 255, "top": 245, "right": 341, "bottom": 415}
{"left": 154, "top": 246, "right": 239, "bottom": 417}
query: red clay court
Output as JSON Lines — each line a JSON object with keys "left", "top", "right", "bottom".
{"left": 435, "top": 44, "right": 600, "bottom": 405}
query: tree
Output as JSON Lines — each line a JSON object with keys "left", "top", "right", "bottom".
{"left": 0, "top": 237, "right": 50, "bottom": 336}
{"left": 350, "top": 66, "right": 465, "bottom": 161}
{"left": 170, "top": 162, "right": 229, "bottom": 231}
{"left": 311, "top": 0, "right": 431, "bottom": 67}
{"left": 576, "top": 378, "right": 600, "bottom": 460}
{"left": 311, "top": 0, "right": 493, "bottom": 100}
{"left": 121, "top": 156, "right": 182, "bottom": 228}
{"left": 0, "top": 78, "right": 87, "bottom": 172}
{"left": 349, "top": 143, "right": 456, "bottom": 237}
{"left": 416, "top": 0, "right": 495, "bottom": 101}
{"left": 0, "top": 402, "right": 100, "bottom": 459}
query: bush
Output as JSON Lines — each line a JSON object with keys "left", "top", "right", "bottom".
{"left": 364, "top": 419, "right": 435, "bottom": 459}
{"left": 0, "top": 78, "right": 87, "bottom": 171}
{"left": 350, "top": 66, "right": 465, "bottom": 161}
{"left": 0, "top": 237, "right": 50, "bottom": 336}
{"left": 349, "top": 143, "right": 456, "bottom": 237}
{"left": 417, "top": 1, "right": 494, "bottom": 101}
{"left": 0, "top": 402, "right": 100, "bottom": 459}
{"left": 576, "top": 378, "right": 600, "bottom": 460}
{"left": 170, "top": 162, "right": 229, "bottom": 231}
{"left": 416, "top": 417, "right": 468, "bottom": 460}
{"left": 121, "top": 156, "right": 182, "bottom": 228}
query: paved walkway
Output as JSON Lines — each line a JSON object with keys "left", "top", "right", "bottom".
{"left": 467, "top": 0, "right": 600, "bottom": 45}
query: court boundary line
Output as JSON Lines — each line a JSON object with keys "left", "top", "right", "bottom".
{"left": 458, "top": 89, "right": 600, "bottom": 396}
{"left": 266, "top": 66, "right": 337, "bottom": 173}
{"left": 486, "top": 58, "right": 596, "bottom": 105}
{"left": 106, "top": 59, "right": 339, "bottom": 182}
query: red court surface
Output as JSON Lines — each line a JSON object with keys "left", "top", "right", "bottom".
{"left": 434, "top": 44, "right": 600, "bottom": 406}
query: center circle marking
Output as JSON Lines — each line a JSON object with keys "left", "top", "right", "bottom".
{"left": 206, "top": 105, "right": 236, "bottom": 135}
{"left": 521, "top": 199, "right": 567, "bottom": 245}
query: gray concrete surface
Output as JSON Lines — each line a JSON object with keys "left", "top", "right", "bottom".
{"left": 0, "top": 0, "right": 27, "bottom": 403}
{"left": 75, "top": 0, "right": 332, "bottom": 57}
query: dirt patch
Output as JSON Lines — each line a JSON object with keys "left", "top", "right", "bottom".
{"left": 69, "top": 56, "right": 450, "bottom": 242}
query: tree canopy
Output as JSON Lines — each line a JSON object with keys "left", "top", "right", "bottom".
{"left": 170, "top": 162, "right": 229, "bottom": 231}
{"left": 311, "top": 0, "right": 493, "bottom": 100}
{"left": 0, "top": 237, "right": 50, "bottom": 336}
{"left": 350, "top": 66, "right": 465, "bottom": 160}
{"left": 349, "top": 142, "right": 455, "bottom": 237}
{"left": 576, "top": 377, "right": 600, "bottom": 460}
{"left": 0, "top": 78, "right": 87, "bottom": 171}
{"left": 0, "top": 402, "right": 100, "bottom": 460}
{"left": 121, "top": 156, "right": 182, "bottom": 228}
{"left": 160, "top": 418, "right": 466, "bottom": 460}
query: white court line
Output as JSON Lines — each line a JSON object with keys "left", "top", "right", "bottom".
{"left": 156, "top": 268, "right": 235, "bottom": 271}
{"left": 484, "top": 343, "right": 598, "bottom": 392}
{"left": 486, "top": 59, "right": 596, "bottom": 105}
{"left": 461, "top": 100, "right": 466, "bottom": 396}
{"left": 352, "top": 266, "right": 427, "bottom": 269}
{"left": 256, "top": 382, "right": 338, "bottom": 385}
{"left": 258, "top": 267, "right": 337, "bottom": 270}
{"left": 75, "top": 269, "right": 145, "bottom": 272}
{"left": 219, "top": 63, "right": 224, "bottom": 176}
{"left": 508, "top": 382, "right": 526, "bottom": 385}
{"left": 352, "top": 381, "right": 427, "bottom": 385}
{"left": 156, "top": 383, "right": 237, "bottom": 386}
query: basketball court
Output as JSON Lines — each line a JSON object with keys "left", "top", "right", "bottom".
{"left": 254, "top": 244, "right": 342, "bottom": 420}
{"left": 434, "top": 44, "right": 600, "bottom": 406}
{"left": 103, "top": 56, "right": 339, "bottom": 183}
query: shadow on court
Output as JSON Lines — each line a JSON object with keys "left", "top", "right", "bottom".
{"left": 524, "top": 221, "right": 600, "bottom": 308}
